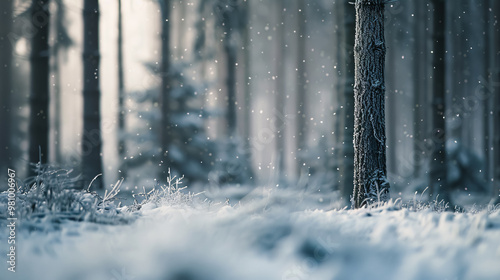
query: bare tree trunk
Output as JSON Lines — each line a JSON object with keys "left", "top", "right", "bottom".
{"left": 242, "top": 0, "right": 253, "bottom": 167}
{"left": 412, "top": 0, "right": 427, "bottom": 179}
{"left": 339, "top": 0, "right": 355, "bottom": 205}
{"left": 52, "top": 0, "right": 69, "bottom": 164}
{"left": 484, "top": 0, "right": 494, "bottom": 196}
{"left": 492, "top": 0, "right": 500, "bottom": 204}
{"left": 82, "top": 0, "right": 104, "bottom": 189}
{"left": 117, "top": 0, "right": 127, "bottom": 178}
{"left": 160, "top": 0, "right": 172, "bottom": 178}
{"left": 29, "top": 0, "right": 50, "bottom": 173}
{"left": 223, "top": 3, "right": 238, "bottom": 138}
{"left": 0, "top": 0, "right": 13, "bottom": 172}
{"left": 296, "top": 0, "right": 307, "bottom": 175}
{"left": 429, "top": 0, "right": 449, "bottom": 203}
{"left": 353, "top": 0, "right": 390, "bottom": 208}
{"left": 275, "top": 0, "right": 286, "bottom": 177}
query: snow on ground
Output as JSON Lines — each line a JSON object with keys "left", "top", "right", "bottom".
{"left": 1, "top": 185, "right": 500, "bottom": 280}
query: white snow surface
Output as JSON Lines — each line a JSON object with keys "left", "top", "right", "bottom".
{"left": 2, "top": 186, "right": 500, "bottom": 280}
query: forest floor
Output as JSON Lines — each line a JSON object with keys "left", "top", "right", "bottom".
{"left": 1, "top": 183, "right": 500, "bottom": 280}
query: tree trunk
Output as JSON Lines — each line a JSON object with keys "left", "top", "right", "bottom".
{"left": 242, "top": 0, "right": 253, "bottom": 169}
{"left": 484, "top": 0, "right": 495, "bottom": 197}
{"left": 296, "top": 0, "right": 307, "bottom": 175}
{"left": 82, "top": 0, "right": 104, "bottom": 189}
{"left": 223, "top": 6, "right": 238, "bottom": 138}
{"left": 275, "top": 0, "right": 286, "bottom": 178}
{"left": 492, "top": 0, "right": 500, "bottom": 204}
{"left": 0, "top": 0, "right": 13, "bottom": 172}
{"left": 429, "top": 0, "right": 449, "bottom": 203}
{"left": 160, "top": 0, "right": 172, "bottom": 178}
{"left": 339, "top": 0, "right": 356, "bottom": 205}
{"left": 117, "top": 0, "right": 127, "bottom": 178}
{"left": 29, "top": 0, "right": 50, "bottom": 173}
{"left": 353, "top": 0, "right": 390, "bottom": 208}
{"left": 52, "top": 0, "right": 68, "bottom": 164}
{"left": 412, "top": 0, "right": 427, "bottom": 179}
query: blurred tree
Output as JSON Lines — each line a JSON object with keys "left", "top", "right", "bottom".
{"left": 218, "top": 0, "right": 238, "bottom": 138}
{"left": 0, "top": 0, "right": 13, "bottom": 174}
{"left": 241, "top": 0, "right": 253, "bottom": 176}
{"left": 159, "top": 0, "right": 173, "bottom": 177}
{"left": 352, "top": 0, "right": 390, "bottom": 208}
{"left": 82, "top": 0, "right": 104, "bottom": 189}
{"left": 296, "top": 0, "right": 307, "bottom": 176}
{"left": 339, "top": 0, "right": 355, "bottom": 205}
{"left": 412, "top": 0, "right": 428, "bottom": 179}
{"left": 117, "top": 0, "right": 127, "bottom": 178}
{"left": 429, "top": 0, "right": 450, "bottom": 204}
{"left": 211, "top": 0, "right": 253, "bottom": 184}
{"left": 492, "top": 0, "right": 500, "bottom": 204}
{"left": 275, "top": 0, "right": 286, "bottom": 178}
{"left": 52, "top": 0, "right": 73, "bottom": 163}
{"left": 28, "top": 0, "right": 50, "bottom": 174}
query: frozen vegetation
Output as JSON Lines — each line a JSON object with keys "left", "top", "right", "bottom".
{"left": 1, "top": 169, "right": 500, "bottom": 280}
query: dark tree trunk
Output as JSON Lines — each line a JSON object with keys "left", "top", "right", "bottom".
{"left": 275, "top": 0, "right": 286, "bottom": 177}
{"left": 29, "top": 0, "right": 50, "bottom": 173}
{"left": 223, "top": 4, "right": 238, "bottom": 138}
{"left": 352, "top": 0, "right": 390, "bottom": 208}
{"left": 412, "top": 0, "right": 427, "bottom": 179}
{"left": 492, "top": 0, "right": 500, "bottom": 204}
{"left": 160, "top": 0, "right": 172, "bottom": 177}
{"left": 242, "top": 0, "right": 253, "bottom": 167}
{"left": 117, "top": 0, "right": 127, "bottom": 178}
{"left": 429, "top": 0, "right": 449, "bottom": 203}
{"left": 0, "top": 0, "right": 13, "bottom": 172}
{"left": 82, "top": 0, "right": 104, "bottom": 189}
{"left": 296, "top": 0, "right": 307, "bottom": 175}
{"left": 339, "top": 0, "right": 355, "bottom": 205}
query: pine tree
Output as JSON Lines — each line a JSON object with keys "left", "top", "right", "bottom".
{"left": 352, "top": 0, "right": 390, "bottom": 208}
{"left": 28, "top": 0, "right": 50, "bottom": 173}
{"left": 82, "top": 0, "right": 104, "bottom": 189}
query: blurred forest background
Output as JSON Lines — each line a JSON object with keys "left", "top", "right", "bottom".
{"left": 0, "top": 0, "right": 499, "bottom": 206}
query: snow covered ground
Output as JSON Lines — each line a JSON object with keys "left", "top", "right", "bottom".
{"left": 1, "top": 185, "right": 500, "bottom": 280}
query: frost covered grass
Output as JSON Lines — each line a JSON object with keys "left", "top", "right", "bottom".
{"left": 1, "top": 172, "right": 500, "bottom": 280}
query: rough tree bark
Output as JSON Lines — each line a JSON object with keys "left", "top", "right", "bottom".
{"left": 429, "top": 0, "right": 449, "bottom": 203}
{"left": 160, "top": 0, "right": 173, "bottom": 177}
{"left": 29, "top": 0, "right": 50, "bottom": 173}
{"left": 352, "top": 0, "right": 390, "bottom": 208}
{"left": 339, "top": 0, "right": 356, "bottom": 205}
{"left": 82, "top": 0, "right": 104, "bottom": 189}
{"left": 0, "top": 0, "right": 13, "bottom": 172}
